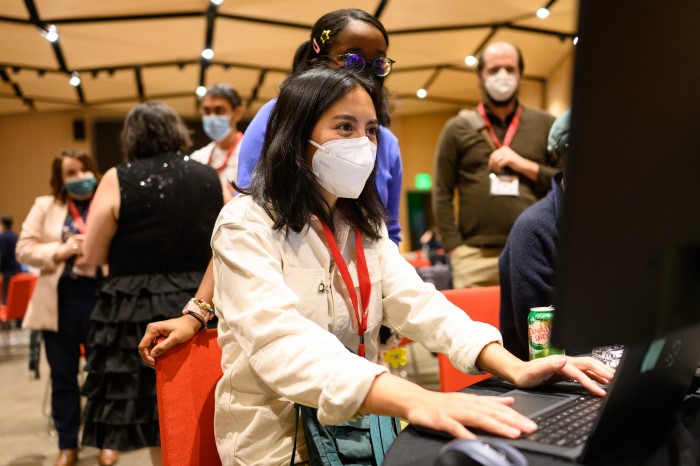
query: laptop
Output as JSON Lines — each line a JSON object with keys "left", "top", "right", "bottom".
{"left": 483, "top": 324, "right": 700, "bottom": 463}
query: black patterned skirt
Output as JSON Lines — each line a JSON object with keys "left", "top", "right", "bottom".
{"left": 81, "top": 271, "right": 203, "bottom": 451}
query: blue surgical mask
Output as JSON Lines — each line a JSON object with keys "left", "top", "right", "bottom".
{"left": 65, "top": 174, "right": 97, "bottom": 196}
{"left": 202, "top": 115, "right": 232, "bottom": 142}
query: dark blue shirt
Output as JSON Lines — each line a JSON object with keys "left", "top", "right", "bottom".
{"left": 498, "top": 173, "right": 564, "bottom": 360}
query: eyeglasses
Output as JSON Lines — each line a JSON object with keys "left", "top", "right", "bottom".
{"left": 323, "top": 53, "right": 396, "bottom": 77}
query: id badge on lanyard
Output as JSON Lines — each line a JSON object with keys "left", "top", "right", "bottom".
{"left": 478, "top": 103, "right": 522, "bottom": 197}
{"left": 489, "top": 173, "right": 519, "bottom": 196}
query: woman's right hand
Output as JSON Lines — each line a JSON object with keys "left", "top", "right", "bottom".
{"left": 138, "top": 316, "right": 200, "bottom": 368}
{"left": 362, "top": 372, "right": 537, "bottom": 440}
{"left": 54, "top": 234, "right": 85, "bottom": 262}
{"left": 405, "top": 391, "right": 537, "bottom": 440}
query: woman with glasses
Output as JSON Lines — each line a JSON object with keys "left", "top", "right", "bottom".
{"left": 237, "top": 8, "right": 401, "bottom": 245}
{"left": 139, "top": 8, "right": 404, "bottom": 360}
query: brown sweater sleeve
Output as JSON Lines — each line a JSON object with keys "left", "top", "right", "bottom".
{"left": 432, "top": 117, "right": 464, "bottom": 252}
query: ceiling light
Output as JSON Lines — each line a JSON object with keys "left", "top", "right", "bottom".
{"left": 573, "top": 36, "right": 579, "bottom": 45}
{"left": 196, "top": 86, "right": 207, "bottom": 97}
{"left": 464, "top": 55, "right": 477, "bottom": 67}
{"left": 536, "top": 7, "right": 550, "bottom": 18}
{"left": 211, "top": 0, "right": 224, "bottom": 4}
{"left": 69, "top": 72, "right": 81, "bottom": 87}
{"left": 201, "top": 48, "right": 214, "bottom": 60}
{"left": 44, "top": 24, "right": 59, "bottom": 42}
{"left": 416, "top": 88, "right": 428, "bottom": 99}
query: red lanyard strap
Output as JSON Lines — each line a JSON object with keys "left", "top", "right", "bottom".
{"left": 68, "top": 200, "right": 89, "bottom": 234}
{"left": 321, "top": 222, "right": 371, "bottom": 358}
{"left": 477, "top": 103, "right": 522, "bottom": 148}
{"left": 209, "top": 131, "right": 243, "bottom": 173}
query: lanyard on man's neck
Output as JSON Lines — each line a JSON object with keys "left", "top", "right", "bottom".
{"left": 321, "top": 222, "right": 371, "bottom": 358}
{"left": 477, "top": 103, "right": 522, "bottom": 148}
{"left": 209, "top": 131, "right": 242, "bottom": 173}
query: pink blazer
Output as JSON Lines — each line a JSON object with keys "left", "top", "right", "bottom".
{"left": 16, "top": 195, "right": 101, "bottom": 331}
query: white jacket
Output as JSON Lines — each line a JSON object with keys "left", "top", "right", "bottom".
{"left": 212, "top": 195, "right": 502, "bottom": 466}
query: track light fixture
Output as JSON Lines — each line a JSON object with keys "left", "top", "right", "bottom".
{"left": 44, "top": 24, "right": 59, "bottom": 42}
{"left": 69, "top": 72, "right": 81, "bottom": 87}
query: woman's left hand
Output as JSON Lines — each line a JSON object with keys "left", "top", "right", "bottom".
{"left": 510, "top": 355, "right": 615, "bottom": 397}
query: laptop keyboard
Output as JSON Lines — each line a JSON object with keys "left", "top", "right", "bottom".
{"left": 524, "top": 396, "right": 603, "bottom": 448}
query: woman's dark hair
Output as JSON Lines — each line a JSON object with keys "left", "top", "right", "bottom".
{"left": 241, "top": 67, "right": 385, "bottom": 241}
{"left": 50, "top": 148, "right": 102, "bottom": 202}
{"left": 120, "top": 101, "right": 192, "bottom": 161}
{"left": 291, "top": 9, "right": 391, "bottom": 126}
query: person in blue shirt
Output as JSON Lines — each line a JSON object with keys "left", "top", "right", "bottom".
{"left": 237, "top": 8, "right": 403, "bottom": 245}
{"left": 0, "top": 215, "right": 23, "bottom": 304}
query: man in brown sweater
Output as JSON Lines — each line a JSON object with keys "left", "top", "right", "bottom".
{"left": 433, "top": 42, "right": 556, "bottom": 288}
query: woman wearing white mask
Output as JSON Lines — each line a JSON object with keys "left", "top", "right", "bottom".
{"left": 16, "top": 148, "right": 103, "bottom": 466}
{"left": 142, "top": 67, "right": 613, "bottom": 465}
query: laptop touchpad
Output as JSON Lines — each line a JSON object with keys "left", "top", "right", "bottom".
{"left": 502, "top": 389, "right": 579, "bottom": 418}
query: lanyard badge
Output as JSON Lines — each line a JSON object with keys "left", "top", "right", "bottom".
{"left": 478, "top": 103, "right": 522, "bottom": 197}
{"left": 68, "top": 200, "right": 90, "bottom": 234}
{"left": 321, "top": 223, "right": 371, "bottom": 358}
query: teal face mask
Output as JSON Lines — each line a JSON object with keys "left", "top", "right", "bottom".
{"left": 65, "top": 174, "right": 97, "bottom": 196}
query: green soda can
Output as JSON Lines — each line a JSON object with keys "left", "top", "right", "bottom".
{"left": 528, "top": 306, "right": 565, "bottom": 360}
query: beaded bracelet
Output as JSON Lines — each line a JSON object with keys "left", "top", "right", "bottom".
{"left": 193, "top": 297, "right": 215, "bottom": 317}
{"left": 185, "top": 311, "right": 206, "bottom": 332}
{"left": 182, "top": 297, "right": 214, "bottom": 322}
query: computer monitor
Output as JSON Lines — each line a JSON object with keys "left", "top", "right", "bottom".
{"left": 552, "top": 0, "right": 700, "bottom": 350}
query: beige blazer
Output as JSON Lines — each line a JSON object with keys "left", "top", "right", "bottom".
{"left": 16, "top": 195, "right": 98, "bottom": 332}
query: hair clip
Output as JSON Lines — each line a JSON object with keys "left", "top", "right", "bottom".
{"left": 320, "top": 29, "right": 331, "bottom": 44}
{"left": 312, "top": 38, "right": 321, "bottom": 54}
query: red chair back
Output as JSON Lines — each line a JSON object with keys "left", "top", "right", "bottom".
{"left": 406, "top": 250, "right": 431, "bottom": 268}
{"left": 0, "top": 273, "right": 37, "bottom": 322}
{"left": 155, "top": 329, "right": 223, "bottom": 466}
{"left": 438, "top": 287, "right": 500, "bottom": 392}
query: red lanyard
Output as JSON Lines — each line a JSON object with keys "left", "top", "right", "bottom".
{"left": 321, "top": 222, "right": 371, "bottom": 358}
{"left": 477, "top": 103, "right": 522, "bottom": 148}
{"left": 209, "top": 131, "right": 243, "bottom": 173}
{"left": 68, "top": 200, "right": 90, "bottom": 234}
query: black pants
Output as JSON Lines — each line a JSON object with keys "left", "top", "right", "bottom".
{"left": 43, "top": 276, "right": 97, "bottom": 450}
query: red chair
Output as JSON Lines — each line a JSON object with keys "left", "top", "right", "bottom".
{"left": 155, "top": 329, "right": 223, "bottom": 466}
{"left": 438, "top": 287, "right": 501, "bottom": 392}
{"left": 0, "top": 273, "right": 38, "bottom": 323}
{"left": 406, "top": 250, "right": 431, "bottom": 268}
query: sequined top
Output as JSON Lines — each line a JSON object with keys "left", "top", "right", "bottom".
{"left": 109, "top": 152, "right": 222, "bottom": 276}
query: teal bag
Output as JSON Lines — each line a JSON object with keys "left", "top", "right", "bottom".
{"left": 291, "top": 404, "right": 402, "bottom": 466}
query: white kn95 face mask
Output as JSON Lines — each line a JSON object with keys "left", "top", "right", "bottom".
{"left": 309, "top": 136, "right": 377, "bottom": 199}
{"left": 485, "top": 68, "right": 518, "bottom": 102}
